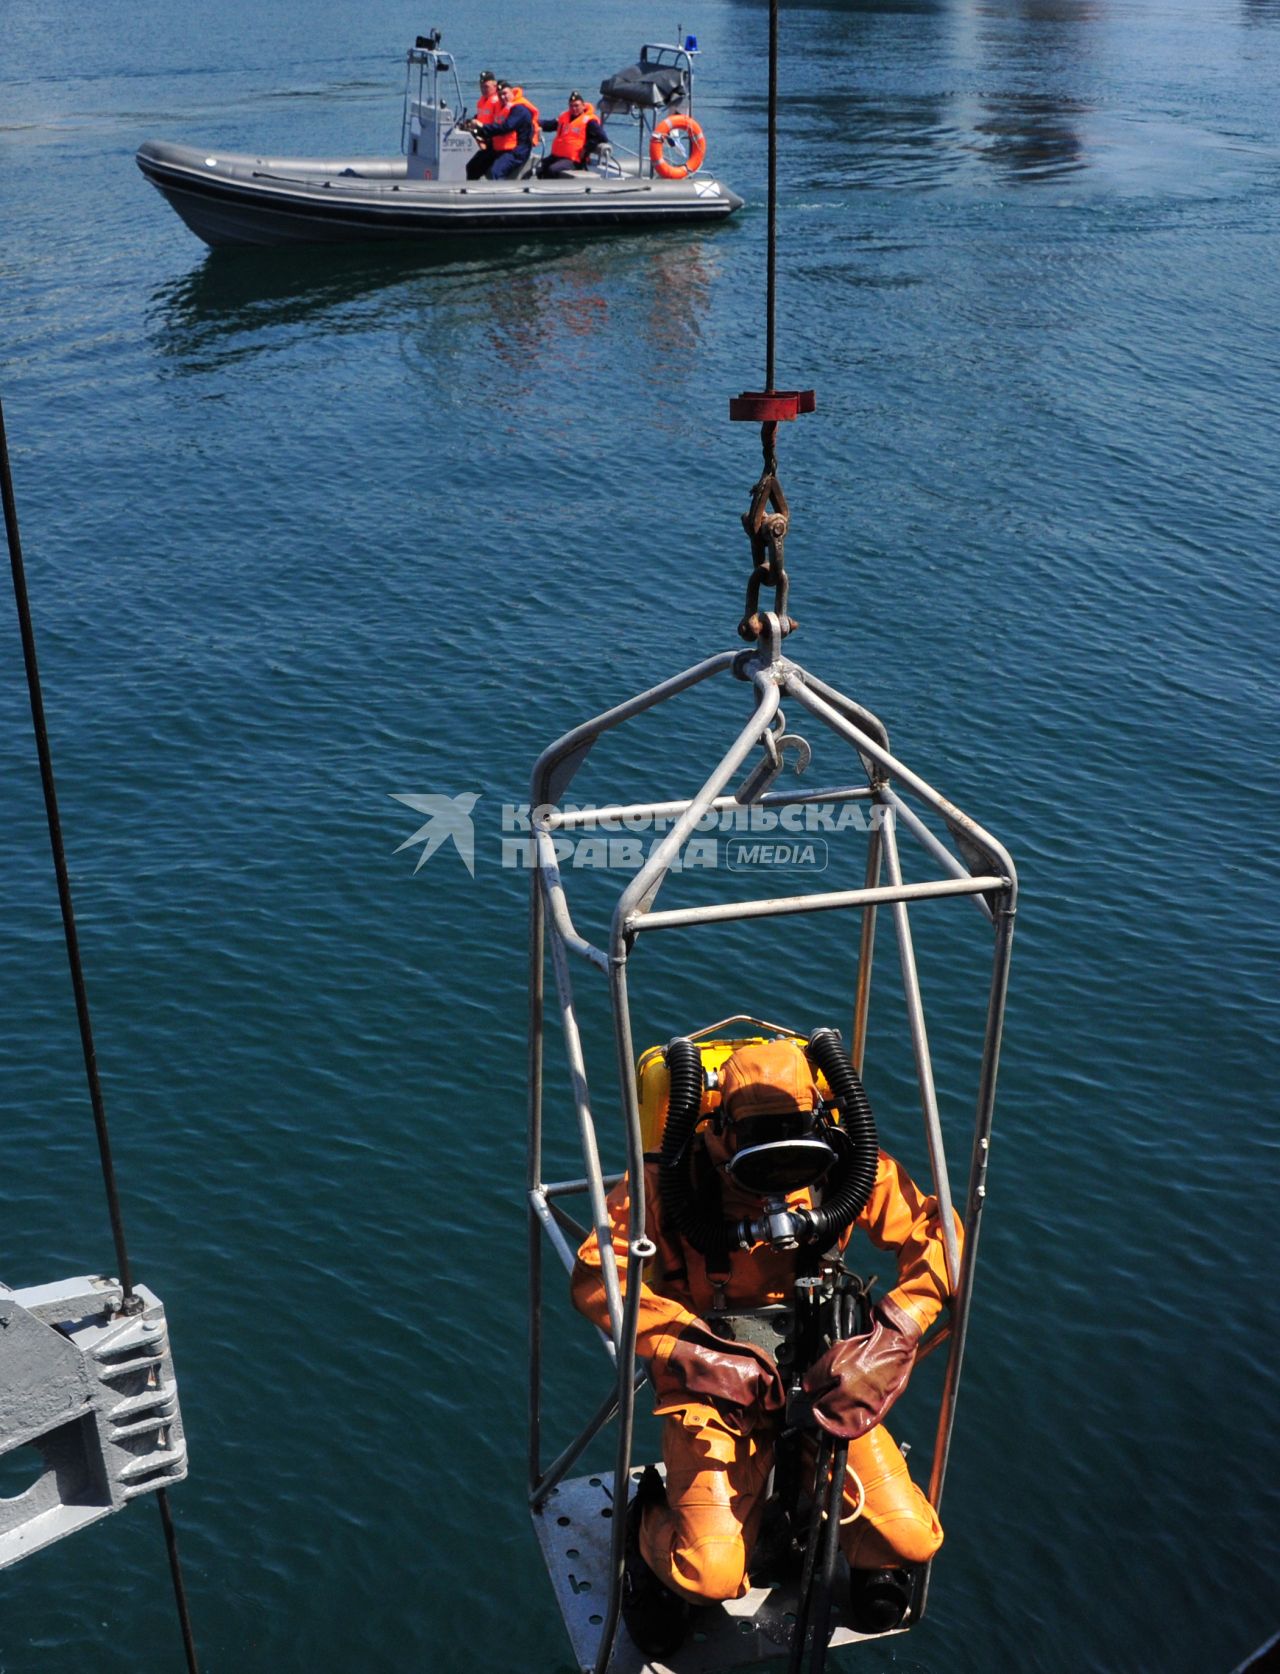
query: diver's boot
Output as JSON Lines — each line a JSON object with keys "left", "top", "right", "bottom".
{"left": 621, "top": 1466, "right": 691, "bottom": 1660}
{"left": 847, "top": 1565, "right": 914, "bottom": 1634}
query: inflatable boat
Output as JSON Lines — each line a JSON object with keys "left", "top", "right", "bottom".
{"left": 136, "top": 36, "right": 743, "bottom": 249}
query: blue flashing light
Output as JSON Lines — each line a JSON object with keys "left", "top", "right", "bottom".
{"left": 684, "top": 34, "right": 699, "bottom": 53}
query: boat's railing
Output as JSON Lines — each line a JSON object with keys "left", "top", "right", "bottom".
{"left": 590, "top": 137, "right": 638, "bottom": 180}
{"left": 527, "top": 620, "right": 1017, "bottom": 1671}
{"left": 590, "top": 143, "right": 626, "bottom": 180}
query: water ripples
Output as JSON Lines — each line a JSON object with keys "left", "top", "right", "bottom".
{"left": 1, "top": 0, "right": 1278, "bottom": 1670}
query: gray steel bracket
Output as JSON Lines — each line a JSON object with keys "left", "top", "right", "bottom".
{"left": 0, "top": 1275, "right": 188, "bottom": 1568}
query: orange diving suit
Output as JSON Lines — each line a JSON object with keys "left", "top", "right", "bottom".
{"left": 571, "top": 1034, "right": 957, "bottom": 1619}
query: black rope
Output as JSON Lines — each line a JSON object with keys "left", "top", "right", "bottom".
{"left": 1, "top": 396, "right": 201, "bottom": 1674}
{"left": 766, "top": 0, "right": 779, "bottom": 393}
{"left": 159, "top": 1486, "right": 202, "bottom": 1672}
{"left": 1, "top": 399, "right": 136, "bottom": 1302}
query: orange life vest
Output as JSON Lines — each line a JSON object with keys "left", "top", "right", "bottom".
{"left": 550, "top": 104, "right": 597, "bottom": 163}
{"left": 518, "top": 92, "right": 541, "bottom": 146}
{"left": 475, "top": 92, "right": 503, "bottom": 127}
{"left": 491, "top": 88, "right": 540, "bottom": 152}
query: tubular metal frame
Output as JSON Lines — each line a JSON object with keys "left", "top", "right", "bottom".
{"left": 527, "top": 625, "right": 1017, "bottom": 1673}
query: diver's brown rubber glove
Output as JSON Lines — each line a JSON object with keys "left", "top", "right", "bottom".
{"left": 802, "top": 1298, "right": 921, "bottom": 1440}
{"left": 652, "top": 1322, "right": 785, "bottom": 1431}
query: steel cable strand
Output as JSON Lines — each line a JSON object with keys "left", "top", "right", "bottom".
{"left": 1, "top": 396, "right": 201, "bottom": 1674}
{"left": 766, "top": 0, "right": 779, "bottom": 393}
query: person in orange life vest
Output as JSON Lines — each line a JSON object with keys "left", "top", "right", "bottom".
{"left": 465, "top": 70, "right": 503, "bottom": 181}
{"left": 570, "top": 1034, "right": 957, "bottom": 1660}
{"left": 469, "top": 81, "right": 539, "bottom": 179}
{"left": 537, "top": 90, "right": 606, "bottom": 178}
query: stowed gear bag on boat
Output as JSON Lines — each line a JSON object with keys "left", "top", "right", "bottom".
{"left": 597, "top": 61, "right": 689, "bottom": 113}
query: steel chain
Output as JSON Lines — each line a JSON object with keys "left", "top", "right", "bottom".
{"left": 738, "top": 421, "right": 797, "bottom": 642}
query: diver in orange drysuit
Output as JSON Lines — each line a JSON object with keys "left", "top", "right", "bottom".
{"left": 571, "top": 1032, "right": 958, "bottom": 1658}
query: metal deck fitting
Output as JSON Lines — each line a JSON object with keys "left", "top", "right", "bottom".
{"left": 0, "top": 1276, "right": 187, "bottom": 1567}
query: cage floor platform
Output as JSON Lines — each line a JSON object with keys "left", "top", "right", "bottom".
{"left": 533, "top": 1468, "right": 898, "bottom": 1673}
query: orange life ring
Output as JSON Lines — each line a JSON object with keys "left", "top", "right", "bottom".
{"left": 649, "top": 114, "right": 707, "bottom": 180}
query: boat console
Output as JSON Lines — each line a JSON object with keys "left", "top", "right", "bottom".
{"left": 401, "top": 38, "right": 476, "bottom": 183}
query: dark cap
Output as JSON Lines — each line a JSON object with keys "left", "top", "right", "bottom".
{"left": 568, "top": 89, "right": 583, "bottom": 101}
{"left": 479, "top": 69, "right": 496, "bottom": 81}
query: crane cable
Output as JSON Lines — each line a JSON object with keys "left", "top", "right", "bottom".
{"left": 1, "top": 396, "right": 201, "bottom": 1674}
{"left": 766, "top": 0, "right": 779, "bottom": 396}
{"left": 730, "top": 0, "right": 815, "bottom": 642}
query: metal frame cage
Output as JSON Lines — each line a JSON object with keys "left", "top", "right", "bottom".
{"left": 527, "top": 619, "right": 1017, "bottom": 1672}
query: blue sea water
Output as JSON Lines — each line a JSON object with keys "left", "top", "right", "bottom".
{"left": 1, "top": 0, "right": 1277, "bottom": 1670}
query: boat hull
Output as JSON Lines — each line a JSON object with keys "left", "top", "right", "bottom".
{"left": 135, "top": 141, "right": 743, "bottom": 248}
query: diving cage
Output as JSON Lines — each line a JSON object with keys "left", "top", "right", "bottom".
{"left": 526, "top": 616, "right": 1017, "bottom": 1672}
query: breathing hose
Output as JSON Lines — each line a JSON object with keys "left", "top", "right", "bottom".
{"left": 660, "top": 1030, "right": 879, "bottom": 1256}
{"left": 802, "top": 1028, "right": 879, "bottom": 1245}
{"left": 658, "top": 1037, "right": 727, "bottom": 1257}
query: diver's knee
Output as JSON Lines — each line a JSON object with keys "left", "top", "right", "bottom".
{"left": 673, "top": 1534, "right": 749, "bottom": 1602}
{"left": 844, "top": 1506, "right": 942, "bottom": 1569}
{"left": 884, "top": 1518, "right": 943, "bottom": 1565}
{"left": 862, "top": 1511, "right": 943, "bottom": 1567}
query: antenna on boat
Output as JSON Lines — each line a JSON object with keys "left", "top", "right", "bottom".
{"left": 1, "top": 397, "right": 199, "bottom": 1672}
